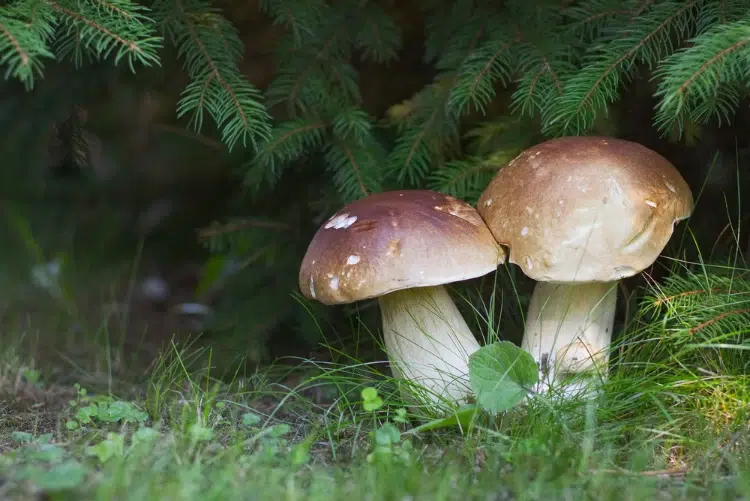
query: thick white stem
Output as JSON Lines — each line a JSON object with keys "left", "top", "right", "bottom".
{"left": 379, "top": 285, "right": 480, "bottom": 407}
{"left": 522, "top": 281, "right": 618, "bottom": 397}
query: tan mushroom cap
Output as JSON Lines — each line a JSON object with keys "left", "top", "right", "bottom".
{"left": 477, "top": 136, "right": 694, "bottom": 284}
{"left": 299, "top": 190, "right": 506, "bottom": 305}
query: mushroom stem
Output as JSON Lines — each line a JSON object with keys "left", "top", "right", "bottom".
{"left": 378, "top": 285, "right": 480, "bottom": 407}
{"left": 522, "top": 281, "right": 618, "bottom": 397}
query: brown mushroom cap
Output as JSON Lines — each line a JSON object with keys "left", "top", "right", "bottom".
{"left": 477, "top": 136, "right": 694, "bottom": 284}
{"left": 299, "top": 190, "right": 506, "bottom": 305}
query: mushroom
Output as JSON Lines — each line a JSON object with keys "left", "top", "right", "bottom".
{"left": 299, "top": 190, "right": 505, "bottom": 407}
{"left": 477, "top": 136, "right": 694, "bottom": 396}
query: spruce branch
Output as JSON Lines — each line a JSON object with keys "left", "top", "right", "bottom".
{"left": 325, "top": 106, "right": 385, "bottom": 202}
{"left": 52, "top": 0, "right": 162, "bottom": 70}
{"left": 426, "top": 156, "right": 499, "bottom": 203}
{"left": 563, "top": 0, "right": 649, "bottom": 42}
{"left": 0, "top": 0, "right": 56, "bottom": 89}
{"left": 640, "top": 272, "right": 750, "bottom": 347}
{"left": 331, "top": 106, "right": 373, "bottom": 144}
{"left": 386, "top": 79, "right": 461, "bottom": 186}
{"left": 427, "top": 116, "right": 534, "bottom": 202}
{"left": 243, "top": 118, "right": 328, "bottom": 192}
{"left": 154, "top": 0, "right": 271, "bottom": 151}
{"left": 263, "top": 0, "right": 399, "bottom": 114}
{"left": 542, "top": 0, "right": 701, "bottom": 136}
{"left": 511, "top": 27, "right": 575, "bottom": 118}
{"left": 258, "top": 0, "right": 326, "bottom": 48}
{"left": 422, "top": 0, "right": 496, "bottom": 69}
{"left": 653, "top": 20, "right": 750, "bottom": 135}
{"left": 353, "top": 2, "right": 401, "bottom": 64}
{"left": 324, "top": 137, "right": 384, "bottom": 203}
{"left": 695, "top": 0, "right": 748, "bottom": 34}
{"left": 448, "top": 32, "right": 518, "bottom": 116}
{"left": 387, "top": 2, "right": 493, "bottom": 187}
{"left": 265, "top": 24, "right": 360, "bottom": 114}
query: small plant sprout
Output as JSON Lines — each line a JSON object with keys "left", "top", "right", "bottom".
{"left": 360, "top": 387, "right": 413, "bottom": 464}
{"left": 299, "top": 190, "right": 505, "bottom": 411}
{"left": 65, "top": 383, "right": 149, "bottom": 431}
{"left": 478, "top": 136, "right": 694, "bottom": 397}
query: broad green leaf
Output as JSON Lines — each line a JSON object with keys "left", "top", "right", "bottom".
{"left": 469, "top": 341, "right": 538, "bottom": 413}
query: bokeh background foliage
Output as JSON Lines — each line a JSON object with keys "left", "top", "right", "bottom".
{"left": 3, "top": 0, "right": 750, "bottom": 371}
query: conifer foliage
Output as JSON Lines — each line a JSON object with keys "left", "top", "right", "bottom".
{"left": 3, "top": 0, "right": 750, "bottom": 357}
{"left": 6, "top": 0, "right": 750, "bottom": 203}
{"left": 5, "top": 0, "right": 750, "bottom": 201}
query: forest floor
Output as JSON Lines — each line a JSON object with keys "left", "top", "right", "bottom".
{"left": 1, "top": 225, "right": 748, "bottom": 500}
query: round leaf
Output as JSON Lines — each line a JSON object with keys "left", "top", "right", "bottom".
{"left": 468, "top": 341, "right": 538, "bottom": 413}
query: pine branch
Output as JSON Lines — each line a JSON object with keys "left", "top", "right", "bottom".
{"left": 653, "top": 20, "right": 750, "bottom": 135}
{"left": 153, "top": 0, "right": 271, "bottom": 151}
{"left": 542, "top": 0, "right": 702, "bottom": 136}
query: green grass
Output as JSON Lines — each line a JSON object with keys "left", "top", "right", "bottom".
{"left": 2, "top": 180, "right": 750, "bottom": 500}
{"left": 0, "top": 339, "right": 748, "bottom": 500}
{"left": 2, "top": 259, "right": 750, "bottom": 501}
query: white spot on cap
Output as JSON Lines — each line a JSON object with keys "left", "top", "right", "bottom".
{"left": 521, "top": 227, "right": 529, "bottom": 236}
{"left": 525, "top": 256, "right": 533, "bottom": 269}
{"left": 324, "top": 213, "right": 357, "bottom": 230}
{"left": 329, "top": 276, "right": 339, "bottom": 290}
{"left": 346, "top": 254, "right": 360, "bottom": 265}
{"left": 434, "top": 206, "right": 442, "bottom": 211}
{"left": 525, "top": 206, "right": 533, "bottom": 215}
{"left": 309, "top": 276, "right": 316, "bottom": 299}
{"left": 485, "top": 199, "right": 493, "bottom": 207}
{"left": 665, "top": 181, "right": 676, "bottom": 193}
{"left": 559, "top": 200, "right": 563, "bottom": 205}
{"left": 645, "top": 200, "right": 657, "bottom": 208}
